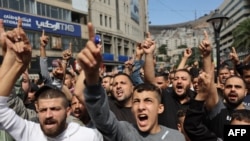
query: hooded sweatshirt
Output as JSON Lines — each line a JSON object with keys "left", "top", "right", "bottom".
{"left": 84, "top": 82, "right": 185, "bottom": 141}
{"left": 0, "top": 96, "right": 103, "bottom": 141}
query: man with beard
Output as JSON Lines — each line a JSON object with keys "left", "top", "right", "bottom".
{"left": 206, "top": 76, "right": 250, "bottom": 139}
{"left": 0, "top": 19, "right": 102, "bottom": 141}
{"left": 76, "top": 23, "right": 185, "bottom": 140}
{"left": 184, "top": 72, "right": 250, "bottom": 141}
{"left": 108, "top": 72, "right": 136, "bottom": 124}
{"left": 101, "top": 75, "right": 113, "bottom": 96}
{"left": 242, "top": 65, "right": 250, "bottom": 106}
{"left": 142, "top": 32, "right": 196, "bottom": 130}
{"left": 216, "top": 67, "right": 231, "bottom": 99}
{"left": 158, "top": 69, "right": 196, "bottom": 129}
{"left": 70, "top": 95, "right": 91, "bottom": 126}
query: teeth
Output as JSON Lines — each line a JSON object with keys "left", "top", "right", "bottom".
{"left": 139, "top": 114, "right": 147, "bottom": 117}
{"left": 117, "top": 89, "right": 123, "bottom": 94}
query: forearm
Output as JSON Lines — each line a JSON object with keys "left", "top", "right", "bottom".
{"left": 39, "top": 57, "right": 52, "bottom": 84}
{"left": 144, "top": 53, "right": 155, "bottom": 83}
{"left": 39, "top": 47, "right": 46, "bottom": 58}
{"left": 0, "top": 62, "right": 24, "bottom": 97}
{"left": 61, "top": 59, "right": 67, "bottom": 83}
{"left": 84, "top": 82, "right": 119, "bottom": 136}
{"left": 202, "top": 55, "right": 219, "bottom": 110}
{"left": 131, "top": 60, "right": 144, "bottom": 85}
{"left": 205, "top": 84, "right": 219, "bottom": 111}
{"left": 61, "top": 85, "right": 72, "bottom": 101}
{"left": 177, "top": 57, "right": 188, "bottom": 70}
{"left": 74, "top": 70, "right": 85, "bottom": 104}
{"left": 0, "top": 51, "right": 15, "bottom": 79}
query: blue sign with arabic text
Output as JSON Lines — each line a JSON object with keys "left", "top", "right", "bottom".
{"left": 0, "top": 9, "right": 81, "bottom": 37}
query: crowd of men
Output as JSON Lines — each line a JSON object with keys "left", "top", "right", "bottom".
{"left": 0, "top": 19, "right": 250, "bottom": 141}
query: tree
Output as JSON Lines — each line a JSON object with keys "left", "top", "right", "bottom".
{"left": 177, "top": 44, "right": 188, "bottom": 49}
{"left": 232, "top": 18, "right": 250, "bottom": 52}
{"left": 158, "top": 44, "right": 167, "bottom": 54}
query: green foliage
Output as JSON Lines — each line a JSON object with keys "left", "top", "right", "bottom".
{"left": 158, "top": 57, "right": 163, "bottom": 61}
{"left": 158, "top": 44, "right": 167, "bottom": 54}
{"left": 177, "top": 44, "right": 188, "bottom": 49}
{"left": 174, "top": 47, "right": 201, "bottom": 67}
{"left": 232, "top": 18, "right": 250, "bottom": 52}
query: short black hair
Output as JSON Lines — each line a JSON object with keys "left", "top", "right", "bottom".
{"left": 243, "top": 64, "right": 250, "bottom": 71}
{"left": 155, "top": 72, "right": 169, "bottom": 80}
{"left": 102, "top": 75, "right": 112, "bottom": 79}
{"left": 133, "top": 83, "right": 162, "bottom": 103}
{"left": 231, "top": 109, "right": 250, "bottom": 123}
{"left": 35, "top": 85, "right": 69, "bottom": 108}
{"left": 113, "top": 72, "right": 133, "bottom": 84}
{"left": 174, "top": 69, "right": 192, "bottom": 80}
{"left": 225, "top": 75, "right": 247, "bottom": 88}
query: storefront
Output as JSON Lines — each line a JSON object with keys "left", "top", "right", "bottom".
{"left": 0, "top": 8, "right": 84, "bottom": 73}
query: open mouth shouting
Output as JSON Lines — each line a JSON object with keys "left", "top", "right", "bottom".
{"left": 137, "top": 114, "right": 149, "bottom": 128}
{"left": 44, "top": 119, "right": 57, "bottom": 129}
{"left": 228, "top": 93, "right": 238, "bottom": 101}
{"left": 175, "top": 85, "right": 184, "bottom": 94}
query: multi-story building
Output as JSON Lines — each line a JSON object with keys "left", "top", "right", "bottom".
{"left": 0, "top": 0, "right": 148, "bottom": 73}
{"left": 150, "top": 0, "right": 250, "bottom": 69}
{"left": 149, "top": 16, "right": 213, "bottom": 69}
{"left": 218, "top": 0, "right": 250, "bottom": 62}
{"left": 89, "top": 0, "right": 148, "bottom": 71}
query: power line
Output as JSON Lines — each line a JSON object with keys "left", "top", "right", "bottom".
{"left": 157, "top": 0, "right": 189, "bottom": 20}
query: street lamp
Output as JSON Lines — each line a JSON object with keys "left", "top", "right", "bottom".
{"left": 207, "top": 9, "right": 229, "bottom": 72}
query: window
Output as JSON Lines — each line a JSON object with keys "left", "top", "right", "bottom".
{"left": 1, "top": 0, "right": 35, "bottom": 13}
{"left": 125, "top": 24, "right": 126, "bottom": 32}
{"left": 109, "top": 17, "right": 112, "bottom": 28}
{"left": 100, "top": 14, "right": 103, "bottom": 25}
{"left": 127, "top": 24, "right": 129, "bottom": 34}
{"left": 36, "top": 2, "right": 71, "bottom": 21}
{"left": 124, "top": 48, "right": 128, "bottom": 56}
{"left": 118, "top": 46, "right": 122, "bottom": 55}
{"left": 51, "top": 6, "right": 59, "bottom": 19}
{"left": 104, "top": 43, "right": 111, "bottom": 53}
{"left": 105, "top": 16, "right": 107, "bottom": 27}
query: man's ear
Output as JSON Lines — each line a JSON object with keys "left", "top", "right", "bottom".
{"left": 158, "top": 104, "right": 164, "bottom": 114}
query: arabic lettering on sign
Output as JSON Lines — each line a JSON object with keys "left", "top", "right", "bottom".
{"left": 3, "top": 14, "right": 32, "bottom": 27}
{"left": 36, "top": 20, "right": 75, "bottom": 32}
{"left": 3, "top": 14, "right": 31, "bottom": 23}
{"left": 0, "top": 9, "right": 81, "bottom": 37}
{"left": 3, "top": 19, "right": 31, "bottom": 27}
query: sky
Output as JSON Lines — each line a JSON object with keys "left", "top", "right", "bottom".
{"left": 148, "top": 0, "right": 224, "bottom": 25}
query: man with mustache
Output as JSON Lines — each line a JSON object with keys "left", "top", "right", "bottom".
{"left": 0, "top": 19, "right": 102, "bottom": 141}
{"left": 142, "top": 32, "right": 196, "bottom": 130}
{"left": 196, "top": 29, "right": 250, "bottom": 140}
{"left": 77, "top": 23, "right": 185, "bottom": 141}
{"left": 202, "top": 76, "right": 249, "bottom": 139}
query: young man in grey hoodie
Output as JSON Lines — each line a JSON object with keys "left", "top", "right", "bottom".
{"left": 77, "top": 22, "right": 185, "bottom": 141}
